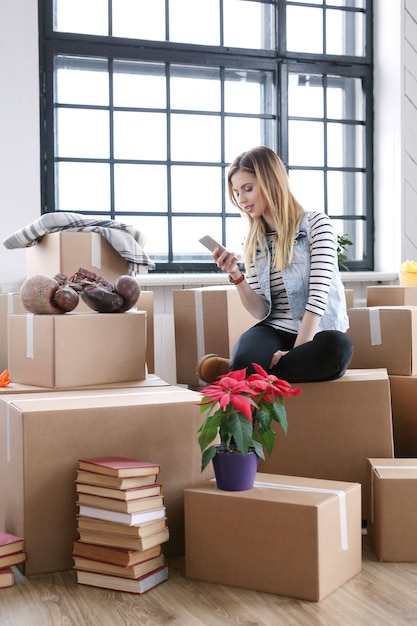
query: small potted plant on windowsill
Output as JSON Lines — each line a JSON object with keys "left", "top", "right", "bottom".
{"left": 197, "top": 364, "right": 301, "bottom": 491}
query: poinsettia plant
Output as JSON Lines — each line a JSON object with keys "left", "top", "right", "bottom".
{"left": 197, "top": 363, "right": 301, "bottom": 472}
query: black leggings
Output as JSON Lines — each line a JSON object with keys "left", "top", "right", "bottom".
{"left": 230, "top": 324, "right": 354, "bottom": 383}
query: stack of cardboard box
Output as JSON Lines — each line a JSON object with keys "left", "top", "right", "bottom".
{"left": 347, "top": 286, "right": 417, "bottom": 561}
{"left": 0, "top": 232, "right": 214, "bottom": 577}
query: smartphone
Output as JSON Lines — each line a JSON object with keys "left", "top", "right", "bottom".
{"left": 199, "top": 235, "right": 225, "bottom": 254}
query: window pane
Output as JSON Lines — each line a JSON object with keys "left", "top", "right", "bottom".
{"left": 171, "top": 166, "right": 222, "bottom": 214}
{"left": 113, "top": 61, "right": 166, "bottom": 108}
{"left": 326, "top": 9, "right": 365, "bottom": 57}
{"left": 54, "top": 0, "right": 108, "bottom": 35}
{"left": 333, "top": 219, "right": 365, "bottom": 263}
{"left": 56, "top": 109, "right": 109, "bottom": 158}
{"left": 287, "top": 6, "right": 323, "bottom": 54}
{"left": 288, "top": 120, "right": 324, "bottom": 166}
{"left": 327, "top": 77, "right": 364, "bottom": 121}
{"left": 112, "top": 0, "right": 166, "bottom": 40}
{"left": 225, "top": 70, "right": 275, "bottom": 115}
{"left": 327, "top": 171, "right": 365, "bottom": 217}
{"left": 288, "top": 73, "right": 323, "bottom": 118}
{"left": 171, "top": 115, "right": 221, "bottom": 161}
{"left": 129, "top": 216, "right": 169, "bottom": 261}
{"left": 225, "top": 117, "right": 267, "bottom": 164}
{"left": 225, "top": 216, "right": 248, "bottom": 257}
{"left": 56, "top": 162, "right": 110, "bottom": 212}
{"left": 288, "top": 169, "right": 325, "bottom": 213}
{"left": 171, "top": 66, "right": 221, "bottom": 112}
{"left": 114, "top": 164, "right": 167, "bottom": 212}
{"left": 113, "top": 112, "right": 167, "bottom": 160}
{"left": 55, "top": 57, "right": 109, "bottom": 106}
{"left": 169, "top": 0, "right": 220, "bottom": 45}
{"left": 327, "top": 123, "right": 364, "bottom": 168}
{"left": 172, "top": 216, "right": 222, "bottom": 261}
{"left": 223, "top": 0, "right": 275, "bottom": 50}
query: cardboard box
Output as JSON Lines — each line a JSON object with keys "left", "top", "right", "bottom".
{"left": 0, "top": 385, "right": 213, "bottom": 575}
{"left": 173, "top": 286, "right": 257, "bottom": 386}
{"left": 389, "top": 375, "right": 417, "bottom": 457}
{"left": 346, "top": 307, "right": 417, "bottom": 375}
{"left": 258, "top": 369, "right": 394, "bottom": 520}
{"left": 0, "top": 293, "right": 27, "bottom": 371}
{"left": 185, "top": 473, "right": 362, "bottom": 601}
{"left": 345, "top": 289, "right": 354, "bottom": 309}
{"left": 8, "top": 310, "right": 146, "bottom": 388}
{"left": 26, "top": 232, "right": 129, "bottom": 286}
{"left": 367, "top": 458, "right": 417, "bottom": 561}
{"left": 367, "top": 285, "right": 417, "bottom": 307}
{"left": 0, "top": 374, "right": 169, "bottom": 395}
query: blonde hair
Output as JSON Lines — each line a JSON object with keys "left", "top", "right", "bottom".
{"left": 227, "top": 146, "right": 304, "bottom": 273}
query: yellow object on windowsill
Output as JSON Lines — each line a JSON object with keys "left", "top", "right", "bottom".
{"left": 400, "top": 260, "right": 417, "bottom": 285}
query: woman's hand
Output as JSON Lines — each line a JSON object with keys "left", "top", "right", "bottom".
{"left": 213, "top": 246, "right": 240, "bottom": 274}
{"left": 269, "top": 349, "right": 289, "bottom": 369}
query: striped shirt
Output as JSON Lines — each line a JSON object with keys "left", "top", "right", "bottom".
{"left": 247, "top": 212, "right": 337, "bottom": 333}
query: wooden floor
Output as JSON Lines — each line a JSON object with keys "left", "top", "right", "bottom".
{"left": 1, "top": 536, "right": 417, "bottom": 626}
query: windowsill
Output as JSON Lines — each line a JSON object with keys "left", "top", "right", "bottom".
{"left": 138, "top": 271, "right": 399, "bottom": 287}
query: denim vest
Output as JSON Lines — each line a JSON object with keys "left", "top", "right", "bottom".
{"left": 254, "top": 212, "right": 349, "bottom": 332}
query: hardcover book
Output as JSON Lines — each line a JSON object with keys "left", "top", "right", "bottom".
{"left": 76, "top": 493, "right": 164, "bottom": 514}
{"left": 0, "top": 567, "right": 15, "bottom": 589}
{"left": 76, "top": 516, "right": 167, "bottom": 538}
{"left": 78, "top": 505, "right": 166, "bottom": 526}
{"left": 78, "top": 457, "right": 160, "bottom": 478}
{"left": 76, "top": 470, "right": 158, "bottom": 490}
{"left": 75, "top": 482, "right": 162, "bottom": 501}
{"left": 73, "top": 553, "right": 165, "bottom": 579}
{"left": 77, "top": 527, "right": 170, "bottom": 552}
{"left": 76, "top": 563, "right": 169, "bottom": 594}
{"left": 73, "top": 540, "right": 162, "bottom": 567}
{"left": 0, "top": 550, "right": 27, "bottom": 569}
{"left": 0, "top": 531, "right": 25, "bottom": 557}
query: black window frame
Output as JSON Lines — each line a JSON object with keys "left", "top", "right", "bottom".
{"left": 38, "top": 0, "right": 374, "bottom": 273}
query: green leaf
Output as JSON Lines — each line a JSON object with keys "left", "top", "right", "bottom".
{"left": 251, "top": 438, "right": 265, "bottom": 460}
{"left": 271, "top": 403, "right": 288, "bottom": 435}
{"left": 258, "top": 428, "right": 276, "bottom": 457}
{"left": 228, "top": 411, "right": 254, "bottom": 455}
{"left": 201, "top": 445, "right": 217, "bottom": 472}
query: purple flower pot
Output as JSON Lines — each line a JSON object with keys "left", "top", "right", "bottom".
{"left": 212, "top": 446, "right": 259, "bottom": 491}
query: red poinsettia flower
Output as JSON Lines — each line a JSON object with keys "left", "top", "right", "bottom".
{"left": 199, "top": 368, "right": 255, "bottom": 421}
{"left": 247, "top": 363, "right": 301, "bottom": 400}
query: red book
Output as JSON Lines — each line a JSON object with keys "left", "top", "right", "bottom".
{"left": 78, "top": 458, "right": 160, "bottom": 479}
{"left": 0, "top": 567, "right": 15, "bottom": 589}
{"left": 0, "top": 551, "right": 26, "bottom": 569}
{"left": 0, "top": 532, "right": 25, "bottom": 557}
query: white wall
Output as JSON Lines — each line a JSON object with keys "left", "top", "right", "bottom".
{"left": 0, "top": 1, "right": 411, "bottom": 290}
{"left": 0, "top": 0, "right": 40, "bottom": 292}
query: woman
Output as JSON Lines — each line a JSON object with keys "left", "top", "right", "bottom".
{"left": 197, "top": 146, "right": 353, "bottom": 384}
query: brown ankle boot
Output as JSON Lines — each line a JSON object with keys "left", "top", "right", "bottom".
{"left": 196, "top": 354, "right": 231, "bottom": 383}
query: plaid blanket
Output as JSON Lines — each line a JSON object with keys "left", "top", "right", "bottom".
{"left": 3, "top": 212, "right": 156, "bottom": 274}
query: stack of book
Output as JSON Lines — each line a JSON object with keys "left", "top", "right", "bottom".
{"left": 0, "top": 531, "right": 27, "bottom": 589}
{"left": 73, "top": 456, "right": 169, "bottom": 594}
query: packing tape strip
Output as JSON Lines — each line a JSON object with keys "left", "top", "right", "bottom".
{"left": 369, "top": 308, "right": 382, "bottom": 345}
{"left": 91, "top": 232, "right": 102, "bottom": 268}
{"left": 6, "top": 403, "right": 10, "bottom": 463}
{"left": 26, "top": 314, "right": 34, "bottom": 359}
{"left": 254, "top": 480, "right": 349, "bottom": 550}
{"left": 194, "top": 290, "right": 206, "bottom": 381}
{"left": 370, "top": 464, "right": 417, "bottom": 523}
{"left": 7, "top": 292, "right": 15, "bottom": 314}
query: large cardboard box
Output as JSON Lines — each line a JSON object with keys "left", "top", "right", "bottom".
{"left": 0, "top": 293, "right": 26, "bottom": 371}
{"left": 173, "top": 286, "right": 257, "bottom": 386}
{"left": 388, "top": 375, "right": 417, "bottom": 457}
{"left": 26, "top": 232, "right": 129, "bottom": 285}
{"left": 346, "top": 307, "right": 417, "bottom": 375}
{"left": 0, "top": 374, "right": 169, "bottom": 395}
{"left": 8, "top": 310, "right": 146, "bottom": 388}
{"left": 185, "top": 473, "right": 362, "bottom": 601}
{"left": 0, "top": 385, "right": 213, "bottom": 575}
{"left": 367, "top": 458, "right": 417, "bottom": 561}
{"left": 258, "top": 369, "right": 394, "bottom": 520}
{"left": 366, "top": 285, "right": 417, "bottom": 307}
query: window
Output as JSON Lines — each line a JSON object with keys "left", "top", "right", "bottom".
{"left": 39, "top": 0, "right": 373, "bottom": 271}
